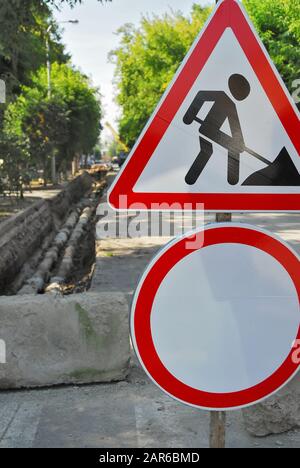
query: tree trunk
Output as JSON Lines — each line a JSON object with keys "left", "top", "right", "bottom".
{"left": 72, "top": 154, "right": 80, "bottom": 177}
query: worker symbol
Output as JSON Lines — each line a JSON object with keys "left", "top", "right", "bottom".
{"left": 183, "top": 74, "right": 300, "bottom": 186}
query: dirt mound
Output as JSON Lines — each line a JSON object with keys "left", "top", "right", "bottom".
{"left": 242, "top": 147, "right": 300, "bottom": 186}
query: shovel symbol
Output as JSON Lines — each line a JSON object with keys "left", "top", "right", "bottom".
{"left": 188, "top": 117, "right": 300, "bottom": 186}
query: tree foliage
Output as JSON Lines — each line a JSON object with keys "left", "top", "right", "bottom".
{"left": 0, "top": 0, "right": 67, "bottom": 100}
{"left": 6, "top": 92, "right": 69, "bottom": 184}
{"left": 111, "top": 5, "right": 212, "bottom": 147}
{"left": 112, "top": 1, "right": 299, "bottom": 148}
{"left": 4, "top": 64, "right": 101, "bottom": 181}
{"left": 46, "top": 0, "right": 111, "bottom": 7}
{"left": 43, "top": 63, "right": 102, "bottom": 161}
{"left": 0, "top": 0, "right": 104, "bottom": 194}
{"left": 245, "top": 0, "right": 300, "bottom": 90}
{"left": 0, "top": 135, "right": 29, "bottom": 198}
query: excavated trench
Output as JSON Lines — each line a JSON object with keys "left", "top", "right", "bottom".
{"left": 0, "top": 172, "right": 107, "bottom": 297}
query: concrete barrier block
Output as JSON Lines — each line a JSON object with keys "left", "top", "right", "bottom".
{"left": 243, "top": 374, "right": 300, "bottom": 436}
{"left": 0, "top": 292, "right": 130, "bottom": 389}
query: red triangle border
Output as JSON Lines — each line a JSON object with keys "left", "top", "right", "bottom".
{"left": 108, "top": 0, "right": 300, "bottom": 212}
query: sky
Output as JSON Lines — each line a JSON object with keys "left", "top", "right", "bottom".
{"left": 53, "top": 0, "right": 209, "bottom": 142}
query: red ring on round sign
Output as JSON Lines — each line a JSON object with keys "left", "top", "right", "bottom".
{"left": 131, "top": 225, "right": 300, "bottom": 410}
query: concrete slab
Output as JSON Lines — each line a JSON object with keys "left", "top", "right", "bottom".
{"left": 0, "top": 292, "right": 130, "bottom": 389}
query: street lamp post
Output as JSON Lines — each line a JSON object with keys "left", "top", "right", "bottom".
{"left": 46, "top": 20, "right": 79, "bottom": 185}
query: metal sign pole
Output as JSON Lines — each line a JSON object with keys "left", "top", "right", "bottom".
{"left": 209, "top": 411, "right": 226, "bottom": 448}
{"left": 209, "top": 202, "right": 229, "bottom": 449}
{"left": 208, "top": 1, "right": 229, "bottom": 450}
{"left": 212, "top": 216, "right": 230, "bottom": 448}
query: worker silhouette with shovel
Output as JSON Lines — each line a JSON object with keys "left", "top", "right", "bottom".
{"left": 183, "top": 74, "right": 250, "bottom": 185}
{"left": 183, "top": 74, "right": 300, "bottom": 186}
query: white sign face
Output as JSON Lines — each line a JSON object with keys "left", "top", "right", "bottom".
{"left": 131, "top": 224, "right": 300, "bottom": 410}
{"left": 108, "top": 0, "right": 300, "bottom": 212}
{"left": 134, "top": 28, "right": 300, "bottom": 195}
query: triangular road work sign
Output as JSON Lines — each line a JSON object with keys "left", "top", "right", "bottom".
{"left": 108, "top": 0, "right": 300, "bottom": 212}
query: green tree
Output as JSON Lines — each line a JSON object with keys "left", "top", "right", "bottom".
{"left": 0, "top": 0, "right": 113, "bottom": 101}
{"left": 0, "top": 134, "right": 29, "bottom": 198}
{"left": 0, "top": 0, "right": 67, "bottom": 101}
{"left": 112, "top": 1, "right": 299, "bottom": 148}
{"left": 245, "top": 0, "right": 300, "bottom": 91}
{"left": 0, "top": 0, "right": 106, "bottom": 194}
{"left": 5, "top": 89, "right": 69, "bottom": 185}
{"left": 111, "top": 5, "right": 212, "bottom": 148}
{"left": 4, "top": 63, "right": 101, "bottom": 180}
{"left": 30, "top": 63, "right": 102, "bottom": 173}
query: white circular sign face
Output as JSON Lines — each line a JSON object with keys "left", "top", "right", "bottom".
{"left": 131, "top": 224, "right": 300, "bottom": 410}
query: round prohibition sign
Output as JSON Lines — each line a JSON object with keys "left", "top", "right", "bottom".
{"left": 131, "top": 224, "right": 300, "bottom": 410}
